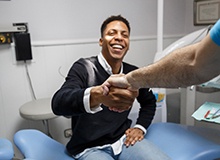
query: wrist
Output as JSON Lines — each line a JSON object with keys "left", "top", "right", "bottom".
{"left": 133, "top": 124, "right": 146, "bottom": 135}
{"left": 90, "top": 86, "right": 103, "bottom": 108}
{"left": 126, "top": 72, "right": 140, "bottom": 90}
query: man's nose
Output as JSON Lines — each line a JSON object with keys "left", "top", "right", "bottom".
{"left": 114, "top": 33, "right": 123, "bottom": 40}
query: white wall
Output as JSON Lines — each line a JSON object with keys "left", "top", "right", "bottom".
{"left": 184, "top": 0, "right": 206, "bottom": 34}
{"left": 0, "top": 0, "right": 158, "bottom": 41}
{"left": 0, "top": 0, "right": 206, "bottom": 158}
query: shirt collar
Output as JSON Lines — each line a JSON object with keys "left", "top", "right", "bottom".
{"left": 98, "top": 52, "right": 123, "bottom": 75}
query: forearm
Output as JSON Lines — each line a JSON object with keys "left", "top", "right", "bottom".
{"left": 126, "top": 34, "right": 220, "bottom": 88}
{"left": 126, "top": 49, "right": 198, "bottom": 88}
{"left": 51, "top": 88, "right": 85, "bottom": 116}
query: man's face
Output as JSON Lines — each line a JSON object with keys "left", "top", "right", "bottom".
{"left": 99, "top": 20, "right": 130, "bottom": 63}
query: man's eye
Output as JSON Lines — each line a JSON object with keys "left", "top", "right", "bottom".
{"left": 108, "top": 32, "right": 115, "bottom": 36}
{"left": 123, "top": 34, "right": 129, "bottom": 38}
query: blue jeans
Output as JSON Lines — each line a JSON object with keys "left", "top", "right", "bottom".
{"left": 76, "top": 138, "right": 171, "bottom": 160}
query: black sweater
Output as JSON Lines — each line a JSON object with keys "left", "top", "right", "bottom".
{"left": 52, "top": 56, "right": 156, "bottom": 156}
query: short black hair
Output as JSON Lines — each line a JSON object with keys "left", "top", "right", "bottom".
{"left": 100, "top": 15, "right": 130, "bottom": 37}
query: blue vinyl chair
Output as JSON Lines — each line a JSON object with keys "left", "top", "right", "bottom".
{"left": 146, "top": 122, "right": 220, "bottom": 160}
{"left": 14, "top": 123, "right": 220, "bottom": 160}
{"left": 14, "top": 129, "right": 74, "bottom": 160}
{"left": 0, "top": 138, "right": 14, "bottom": 160}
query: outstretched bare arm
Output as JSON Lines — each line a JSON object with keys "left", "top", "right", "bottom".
{"left": 103, "top": 25, "right": 220, "bottom": 91}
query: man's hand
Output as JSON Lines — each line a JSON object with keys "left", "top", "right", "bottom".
{"left": 102, "top": 74, "right": 131, "bottom": 96}
{"left": 103, "top": 86, "right": 138, "bottom": 112}
{"left": 90, "top": 85, "right": 138, "bottom": 112}
{"left": 124, "top": 128, "right": 144, "bottom": 147}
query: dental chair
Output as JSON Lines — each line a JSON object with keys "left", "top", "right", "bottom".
{"left": 146, "top": 122, "right": 220, "bottom": 160}
{"left": 14, "top": 129, "right": 74, "bottom": 160}
{"left": 0, "top": 138, "right": 14, "bottom": 160}
{"left": 14, "top": 123, "right": 220, "bottom": 160}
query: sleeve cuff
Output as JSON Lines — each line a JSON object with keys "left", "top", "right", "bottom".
{"left": 133, "top": 124, "right": 147, "bottom": 135}
{"left": 83, "top": 87, "right": 103, "bottom": 114}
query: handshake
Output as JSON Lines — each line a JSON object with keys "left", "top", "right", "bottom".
{"left": 101, "top": 74, "right": 140, "bottom": 112}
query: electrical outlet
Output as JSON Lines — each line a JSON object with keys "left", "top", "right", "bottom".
{"left": 64, "top": 128, "right": 72, "bottom": 138}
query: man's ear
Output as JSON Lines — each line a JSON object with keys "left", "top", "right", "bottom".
{"left": 99, "top": 38, "right": 103, "bottom": 46}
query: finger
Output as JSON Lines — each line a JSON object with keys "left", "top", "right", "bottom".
{"left": 102, "top": 85, "right": 110, "bottom": 96}
{"left": 124, "top": 129, "right": 144, "bottom": 147}
{"left": 124, "top": 133, "right": 133, "bottom": 147}
{"left": 138, "top": 135, "right": 144, "bottom": 141}
{"left": 131, "top": 137, "right": 139, "bottom": 145}
{"left": 126, "top": 135, "right": 142, "bottom": 147}
{"left": 109, "top": 87, "right": 138, "bottom": 102}
{"left": 124, "top": 138, "right": 132, "bottom": 147}
{"left": 106, "top": 97, "right": 134, "bottom": 109}
{"left": 109, "top": 107, "right": 124, "bottom": 112}
{"left": 125, "top": 136, "right": 137, "bottom": 147}
{"left": 107, "top": 99, "right": 132, "bottom": 111}
{"left": 125, "top": 128, "right": 132, "bottom": 135}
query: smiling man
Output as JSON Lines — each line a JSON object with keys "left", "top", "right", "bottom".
{"left": 52, "top": 15, "right": 170, "bottom": 160}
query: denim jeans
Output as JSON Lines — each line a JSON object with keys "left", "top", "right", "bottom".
{"left": 76, "top": 138, "right": 171, "bottom": 160}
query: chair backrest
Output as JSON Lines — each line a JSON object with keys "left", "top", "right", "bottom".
{"left": 14, "top": 129, "right": 74, "bottom": 160}
{"left": 0, "top": 138, "right": 14, "bottom": 160}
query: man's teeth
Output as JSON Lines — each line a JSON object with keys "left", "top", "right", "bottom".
{"left": 112, "top": 44, "right": 123, "bottom": 49}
